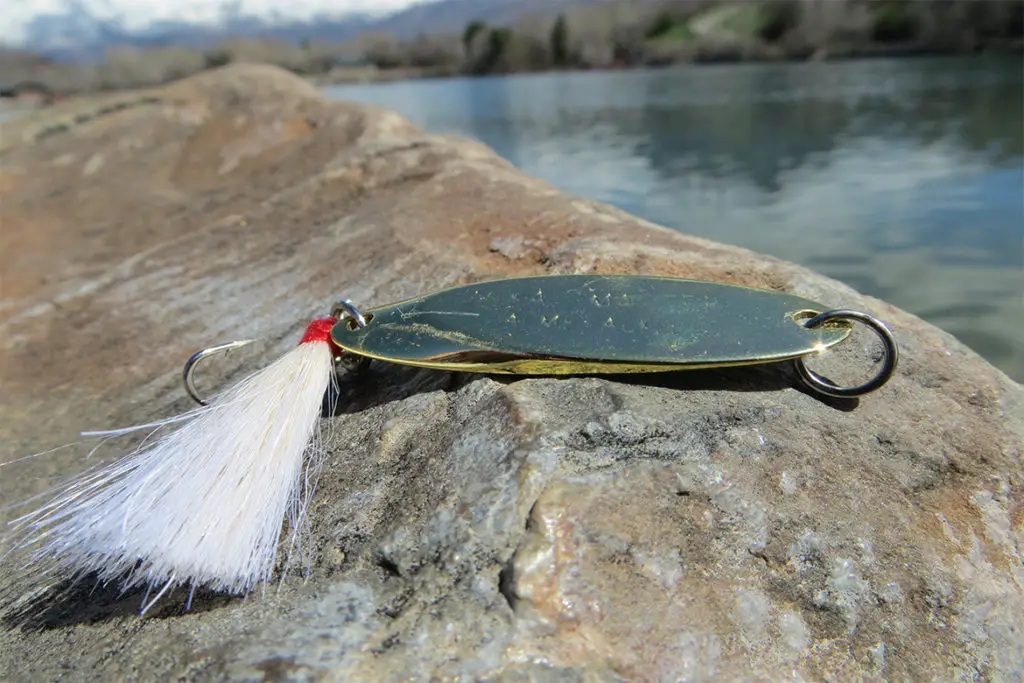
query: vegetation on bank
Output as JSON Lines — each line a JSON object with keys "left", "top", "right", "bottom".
{"left": 2, "top": 0, "right": 1021, "bottom": 96}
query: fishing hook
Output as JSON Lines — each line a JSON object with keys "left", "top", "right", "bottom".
{"left": 183, "top": 340, "right": 257, "bottom": 406}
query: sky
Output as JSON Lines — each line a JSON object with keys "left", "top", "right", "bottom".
{"left": 2, "top": 0, "right": 424, "bottom": 45}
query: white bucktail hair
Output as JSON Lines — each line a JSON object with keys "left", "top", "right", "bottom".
{"left": 2, "top": 320, "right": 338, "bottom": 616}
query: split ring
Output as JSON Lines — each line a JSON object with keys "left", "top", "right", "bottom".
{"left": 331, "top": 299, "right": 369, "bottom": 329}
{"left": 794, "top": 309, "right": 898, "bottom": 399}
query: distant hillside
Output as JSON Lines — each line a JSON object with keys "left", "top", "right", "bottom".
{"left": 2, "top": 0, "right": 1020, "bottom": 96}
{"left": 373, "top": 0, "right": 608, "bottom": 37}
{"left": 18, "top": 9, "right": 372, "bottom": 62}
{"left": 12, "top": 0, "right": 610, "bottom": 63}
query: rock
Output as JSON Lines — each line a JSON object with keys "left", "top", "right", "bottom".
{"left": 0, "top": 64, "right": 1021, "bottom": 682}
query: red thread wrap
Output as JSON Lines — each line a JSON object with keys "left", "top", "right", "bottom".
{"left": 300, "top": 317, "right": 341, "bottom": 354}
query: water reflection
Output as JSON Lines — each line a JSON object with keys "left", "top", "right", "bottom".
{"left": 325, "top": 57, "right": 1024, "bottom": 381}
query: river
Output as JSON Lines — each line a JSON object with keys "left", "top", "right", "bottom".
{"left": 324, "top": 56, "right": 1023, "bottom": 382}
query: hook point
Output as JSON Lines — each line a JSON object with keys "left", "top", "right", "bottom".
{"left": 183, "top": 339, "right": 258, "bottom": 406}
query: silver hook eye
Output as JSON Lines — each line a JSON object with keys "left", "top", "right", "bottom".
{"left": 183, "top": 339, "right": 257, "bottom": 406}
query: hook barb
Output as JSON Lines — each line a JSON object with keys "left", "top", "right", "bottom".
{"left": 183, "top": 339, "right": 257, "bottom": 406}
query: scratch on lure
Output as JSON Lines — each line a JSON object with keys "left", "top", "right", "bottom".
{"left": 0, "top": 275, "right": 898, "bottom": 616}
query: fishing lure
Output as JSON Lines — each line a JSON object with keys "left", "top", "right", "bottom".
{"left": 2, "top": 274, "right": 897, "bottom": 615}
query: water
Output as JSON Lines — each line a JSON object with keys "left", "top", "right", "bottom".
{"left": 324, "top": 57, "right": 1024, "bottom": 382}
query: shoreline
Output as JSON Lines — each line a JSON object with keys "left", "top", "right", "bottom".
{"left": 311, "top": 44, "right": 1024, "bottom": 87}
{"left": 3, "top": 0, "right": 1021, "bottom": 100}
{"left": 3, "top": 44, "right": 1021, "bottom": 106}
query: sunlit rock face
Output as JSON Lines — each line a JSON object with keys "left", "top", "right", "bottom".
{"left": 0, "top": 64, "right": 1021, "bottom": 682}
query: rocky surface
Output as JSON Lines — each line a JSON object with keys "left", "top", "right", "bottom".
{"left": 0, "top": 64, "right": 1021, "bottom": 682}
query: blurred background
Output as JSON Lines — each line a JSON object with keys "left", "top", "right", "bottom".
{"left": 2, "top": 0, "right": 1022, "bottom": 381}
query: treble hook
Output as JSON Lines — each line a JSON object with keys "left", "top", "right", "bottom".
{"left": 182, "top": 339, "right": 257, "bottom": 406}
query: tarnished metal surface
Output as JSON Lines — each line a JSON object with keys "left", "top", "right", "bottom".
{"left": 330, "top": 275, "right": 851, "bottom": 374}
